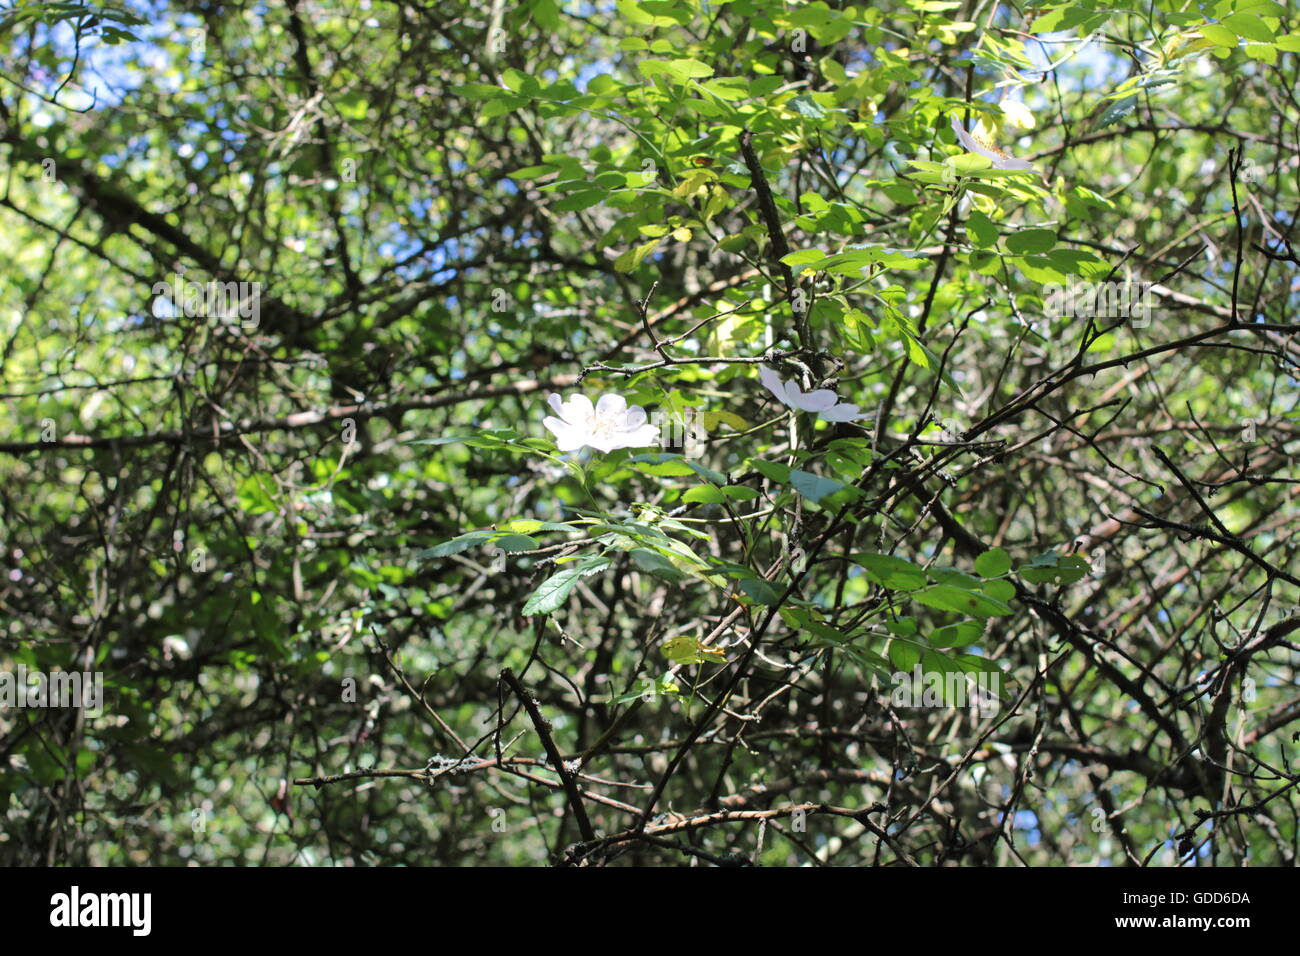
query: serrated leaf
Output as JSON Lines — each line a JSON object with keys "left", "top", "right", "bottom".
{"left": 521, "top": 567, "right": 584, "bottom": 615}
{"left": 491, "top": 533, "right": 538, "bottom": 553}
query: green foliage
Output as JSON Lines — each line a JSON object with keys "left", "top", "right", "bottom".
{"left": 0, "top": 0, "right": 1297, "bottom": 868}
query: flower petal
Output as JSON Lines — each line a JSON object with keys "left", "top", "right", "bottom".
{"left": 615, "top": 423, "right": 661, "bottom": 451}
{"left": 951, "top": 115, "right": 998, "bottom": 163}
{"left": 758, "top": 365, "right": 791, "bottom": 407}
{"left": 564, "top": 393, "right": 595, "bottom": 423}
{"left": 789, "top": 388, "right": 839, "bottom": 412}
{"left": 951, "top": 115, "right": 1034, "bottom": 171}
{"left": 990, "top": 153, "right": 1035, "bottom": 171}
{"left": 820, "top": 403, "right": 865, "bottom": 423}
{"left": 595, "top": 393, "right": 628, "bottom": 419}
{"left": 543, "top": 416, "right": 589, "bottom": 451}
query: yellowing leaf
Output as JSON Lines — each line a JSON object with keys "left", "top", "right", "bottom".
{"left": 662, "top": 635, "right": 726, "bottom": 665}
{"left": 703, "top": 410, "right": 749, "bottom": 431}
{"left": 673, "top": 170, "right": 713, "bottom": 199}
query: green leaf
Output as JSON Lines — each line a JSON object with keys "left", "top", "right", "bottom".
{"left": 982, "top": 578, "right": 1017, "bottom": 603}
{"left": 1018, "top": 553, "right": 1090, "bottom": 586}
{"left": 500, "top": 519, "right": 573, "bottom": 534}
{"left": 781, "top": 249, "right": 826, "bottom": 267}
{"left": 789, "top": 469, "right": 845, "bottom": 502}
{"left": 551, "top": 190, "right": 606, "bottom": 212}
{"left": 974, "top": 547, "right": 1012, "bottom": 578}
{"left": 930, "top": 621, "right": 984, "bottom": 648}
{"left": 453, "top": 83, "right": 510, "bottom": 98}
{"left": 1092, "top": 95, "right": 1138, "bottom": 130}
{"left": 616, "top": 0, "right": 678, "bottom": 26}
{"left": 1222, "top": 12, "right": 1274, "bottom": 42}
{"left": 683, "top": 484, "right": 726, "bottom": 505}
{"left": 888, "top": 639, "right": 922, "bottom": 671}
{"left": 953, "top": 653, "right": 1002, "bottom": 675}
{"left": 236, "top": 474, "right": 278, "bottom": 515}
{"left": 629, "top": 548, "right": 689, "bottom": 582}
{"left": 966, "top": 210, "right": 999, "bottom": 248}
{"left": 531, "top": 0, "right": 561, "bottom": 30}
{"left": 638, "top": 58, "right": 714, "bottom": 83}
{"left": 738, "top": 577, "right": 781, "bottom": 606}
{"left": 1005, "top": 229, "right": 1057, "bottom": 255}
{"left": 913, "top": 584, "right": 1014, "bottom": 618}
{"left": 685, "top": 459, "right": 728, "bottom": 485}
{"left": 480, "top": 95, "right": 528, "bottom": 120}
{"left": 491, "top": 533, "right": 538, "bottom": 553}
{"left": 1236, "top": 0, "right": 1286, "bottom": 14}
{"left": 522, "top": 566, "right": 583, "bottom": 615}
{"left": 662, "top": 635, "right": 727, "bottom": 665}
{"left": 752, "top": 459, "right": 791, "bottom": 484}
{"left": 418, "top": 531, "right": 495, "bottom": 559}
{"left": 930, "top": 566, "right": 982, "bottom": 589}
{"left": 852, "top": 553, "right": 928, "bottom": 591}
{"left": 631, "top": 453, "right": 696, "bottom": 477}
{"left": 407, "top": 435, "right": 478, "bottom": 446}
{"left": 887, "top": 616, "right": 918, "bottom": 637}
{"left": 614, "top": 237, "right": 662, "bottom": 272}
{"left": 1199, "top": 23, "right": 1239, "bottom": 47}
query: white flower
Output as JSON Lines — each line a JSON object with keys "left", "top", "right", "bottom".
{"left": 542, "top": 392, "right": 660, "bottom": 454}
{"left": 949, "top": 115, "right": 1035, "bottom": 171}
{"left": 759, "top": 365, "right": 865, "bottom": 423}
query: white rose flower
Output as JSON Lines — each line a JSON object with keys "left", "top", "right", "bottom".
{"left": 759, "top": 365, "right": 865, "bottom": 423}
{"left": 949, "top": 115, "right": 1035, "bottom": 172}
{"left": 542, "top": 392, "right": 661, "bottom": 454}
